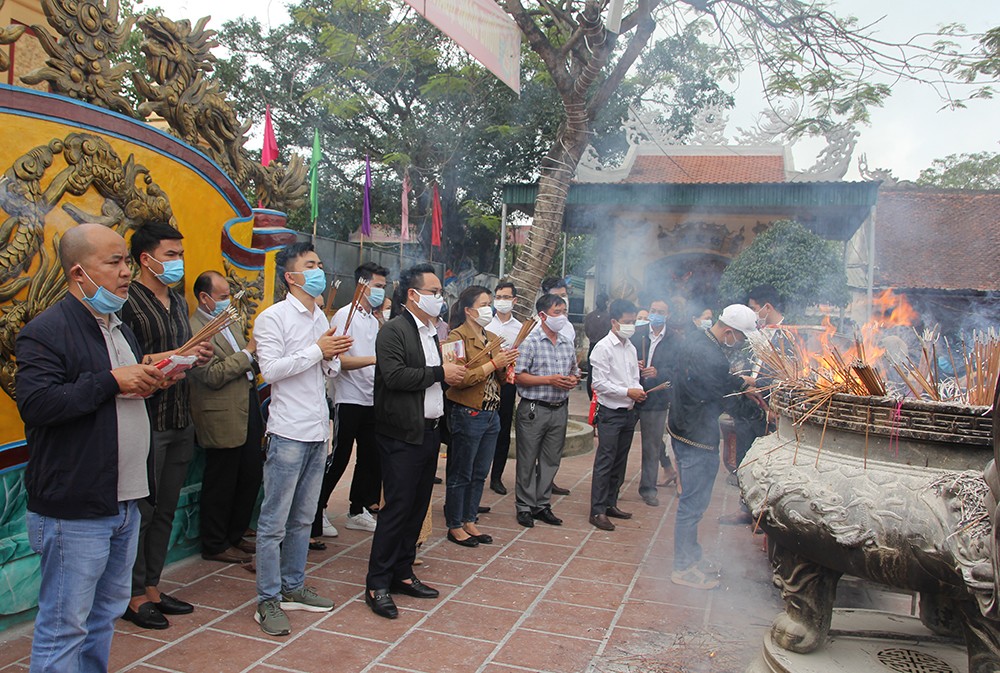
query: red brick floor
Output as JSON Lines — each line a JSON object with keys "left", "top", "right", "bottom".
{"left": 0, "top": 392, "right": 912, "bottom": 672}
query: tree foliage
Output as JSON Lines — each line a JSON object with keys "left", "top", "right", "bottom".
{"left": 718, "top": 220, "right": 849, "bottom": 309}
{"left": 916, "top": 151, "right": 1000, "bottom": 191}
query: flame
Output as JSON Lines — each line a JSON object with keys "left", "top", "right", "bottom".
{"left": 782, "top": 289, "right": 920, "bottom": 393}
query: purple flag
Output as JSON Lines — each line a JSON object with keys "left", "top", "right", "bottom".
{"left": 361, "top": 154, "right": 372, "bottom": 238}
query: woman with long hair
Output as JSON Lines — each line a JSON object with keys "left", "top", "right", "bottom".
{"left": 442, "top": 286, "right": 518, "bottom": 546}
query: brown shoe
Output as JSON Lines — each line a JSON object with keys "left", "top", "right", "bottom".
{"left": 589, "top": 513, "right": 615, "bottom": 531}
{"left": 606, "top": 506, "right": 632, "bottom": 520}
{"left": 551, "top": 484, "right": 571, "bottom": 496}
{"left": 202, "top": 546, "right": 251, "bottom": 563}
{"left": 235, "top": 538, "right": 256, "bottom": 554}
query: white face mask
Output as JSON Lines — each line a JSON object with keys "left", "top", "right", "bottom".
{"left": 544, "top": 313, "right": 568, "bottom": 333}
{"left": 383, "top": 308, "right": 392, "bottom": 321}
{"left": 414, "top": 291, "right": 444, "bottom": 318}
{"left": 472, "top": 306, "right": 493, "bottom": 327}
{"left": 699, "top": 319, "right": 712, "bottom": 330}
{"left": 617, "top": 323, "right": 636, "bottom": 339}
{"left": 493, "top": 299, "right": 514, "bottom": 314}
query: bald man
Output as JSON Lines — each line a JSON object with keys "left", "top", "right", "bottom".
{"left": 15, "top": 223, "right": 174, "bottom": 673}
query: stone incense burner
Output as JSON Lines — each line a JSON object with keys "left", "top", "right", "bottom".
{"left": 740, "top": 385, "right": 1000, "bottom": 673}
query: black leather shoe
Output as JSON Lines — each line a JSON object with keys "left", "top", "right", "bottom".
{"left": 590, "top": 514, "right": 616, "bottom": 531}
{"left": 516, "top": 511, "right": 535, "bottom": 528}
{"left": 532, "top": 508, "right": 563, "bottom": 526}
{"left": 122, "top": 602, "right": 169, "bottom": 629}
{"left": 478, "top": 505, "right": 492, "bottom": 514}
{"left": 433, "top": 476, "right": 443, "bottom": 485}
{"left": 490, "top": 480, "right": 507, "bottom": 495}
{"left": 551, "top": 484, "right": 571, "bottom": 496}
{"left": 447, "top": 530, "right": 480, "bottom": 547}
{"left": 391, "top": 576, "right": 439, "bottom": 599}
{"left": 606, "top": 506, "right": 633, "bottom": 520}
{"left": 472, "top": 532, "right": 493, "bottom": 544}
{"left": 154, "top": 593, "right": 194, "bottom": 615}
{"left": 365, "top": 588, "right": 398, "bottom": 619}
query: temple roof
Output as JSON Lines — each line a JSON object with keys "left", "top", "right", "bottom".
{"left": 874, "top": 187, "right": 1000, "bottom": 292}
{"left": 621, "top": 154, "right": 787, "bottom": 184}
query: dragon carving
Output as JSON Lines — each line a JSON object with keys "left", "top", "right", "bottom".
{"left": 0, "top": 0, "right": 26, "bottom": 73}
{"left": 19, "top": 0, "right": 135, "bottom": 115}
{"left": 132, "top": 15, "right": 307, "bottom": 213}
{"left": 0, "top": 132, "right": 176, "bottom": 399}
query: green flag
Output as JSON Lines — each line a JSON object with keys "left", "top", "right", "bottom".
{"left": 309, "top": 129, "right": 321, "bottom": 224}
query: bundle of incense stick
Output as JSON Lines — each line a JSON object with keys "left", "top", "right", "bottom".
{"left": 175, "top": 290, "right": 244, "bottom": 356}
{"left": 964, "top": 328, "right": 1000, "bottom": 406}
{"left": 511, "top": 316, "right": 538, "bottom": 349}
{"left": 324, "top": 279, "right": 342, "bottom": 319}
{"left": 465, "top": 334, "right": 507, "bottom": 369}
{"left": 851, "top": 360, "right": 886, "bottom": 396}
{"left": 342, "top": 279, "right": 370, "bottom": 333}
{"left": 747, "top": 332, "right": 802, "bottom": 383}
{"left": 645, "top": 380, "right": 671, "bottom": 394}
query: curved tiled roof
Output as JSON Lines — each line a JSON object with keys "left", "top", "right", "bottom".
{"left": 622, "top": 154, "right": 786, "bottom": 184}
{"left": 874, "top": 188, "right": 1000, "bottom": 292}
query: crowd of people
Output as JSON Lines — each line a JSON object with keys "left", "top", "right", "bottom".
{"left": 15, "top": 225, "right": 780, "bottom": 670}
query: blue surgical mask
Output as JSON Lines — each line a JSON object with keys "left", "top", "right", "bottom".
{"left": 292, "top": 268, "right": 327, "bottom": 298}
{"left": 208, "top": 297, "right": 230, "bottom": 317}
{"left": 147, "top": 255, "right": 184, "bottom": 285}
{"left": 648, "top": 313, "right": 666, "bottom": 328}
{"left": 634, "top": 319, "right": 650, "bottom": 328}
{"left": 368, "top": 286, "right": 385, "bottom": 310}
{"left": 77, "top": 267, "right": 127, "bottom": 315}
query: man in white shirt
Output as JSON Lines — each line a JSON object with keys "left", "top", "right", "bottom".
{"left": 588, "top": 299, "right": 646, "bottom": 531}
{"left": 252, "top": 242, "right": 352, "bottom": 637}
{"left": 486, "top": 281, "right": 521, "bottom": 495}
{"left": 312, "top": 262, "right": 388, "bottom": 537}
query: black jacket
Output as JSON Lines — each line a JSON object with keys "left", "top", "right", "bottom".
{"left": 631, "top": 325, "right": 677, "bottom": 411}
{"left": 667, "top": 328, "right": 745, "bottom": 448}
{"left": 374, "top": 310, "right": 445, "bottom": 445}
{"left": 15, "top": 295, "right": 154, "bottom": 519}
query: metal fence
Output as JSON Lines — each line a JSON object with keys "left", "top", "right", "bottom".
{"left": 297, "top": 233, "right": 497, "bottom": 312}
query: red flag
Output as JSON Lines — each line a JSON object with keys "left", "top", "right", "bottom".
{"left": 261, "top": 105, "right": 278, "bottom": 167}
{"left": 431, "top": 183, "right": 442, "bottom": 248}
{"left": 400, "top": 171, "right": 411, "bottom": 241}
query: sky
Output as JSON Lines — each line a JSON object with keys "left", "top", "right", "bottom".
{"left": 143, "top": 0, "right": 999, "bottom": 181}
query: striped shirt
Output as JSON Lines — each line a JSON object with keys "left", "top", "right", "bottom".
{"left": 515, "top": 326, "right": 577, "bottom": 403}
{"left": 121, "top": 282, "right": 192, "bottom": 431}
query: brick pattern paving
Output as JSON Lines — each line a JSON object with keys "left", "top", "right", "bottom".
{"left": 2, "top": 392, "right": 908, "bottom": 672}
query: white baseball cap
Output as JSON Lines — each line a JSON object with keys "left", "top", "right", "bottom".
{"left": 719, "top": 304, "right": 760, "bottom": 336}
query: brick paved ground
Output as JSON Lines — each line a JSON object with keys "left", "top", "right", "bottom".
{"left": 0, "top": 390, "right": 911, "bottom": 673}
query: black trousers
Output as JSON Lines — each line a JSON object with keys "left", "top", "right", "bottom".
{"left": 199, "top": 387, "right": 264, "bottom": 555}
{"left": 367, "top": 426, "right": 440, "bottom": 589}
{"left": 489, "top": 383, "right": 517, "bottom": 484}
{"left": 589, "top": 405, "right": 638, "bottom": 518}
{"left": 312, "top": 403, "right": 381, "bottom": 536}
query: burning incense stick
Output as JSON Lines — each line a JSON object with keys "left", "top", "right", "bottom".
{"left": 342, "top": 279, "right": 370, "bottom": 333}
{"left": 644, "top": 380, "right": 671, "bottom": 394}
{"left": 324, "top": 279, "right": 342, "bottom": 319}
{"left": 511, "top": 316, "right": 538, "bottom": 349}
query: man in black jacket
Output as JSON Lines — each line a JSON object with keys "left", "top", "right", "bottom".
{"left": 365, "top": 264, "right": 465, "bottom": 619}
{"left": 667, "top": 304, "right": 758, "bottom": 591}
{"left": 630, "top": 297, "right": 676, "bottom": 507}
{"left": 15, "top": 223, "right": 171, "bottom": 672}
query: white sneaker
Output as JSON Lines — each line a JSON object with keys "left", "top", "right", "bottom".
{"left": 345, "top": 510, "right": 377, "bottom": 532}
{"left": 321, "top": 513, "right": 339, "bottom": 538}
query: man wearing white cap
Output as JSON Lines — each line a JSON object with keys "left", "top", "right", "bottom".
{"left": 667, "top": 304, "right": 758, "bottom": 590}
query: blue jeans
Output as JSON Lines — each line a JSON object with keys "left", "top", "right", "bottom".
{"left": 446, "top": 405, "right": 500, "bottom": 529}
{"left": 27, "top": 501, "right": 140, "bottom": 673}
{"left": 256, "top": 434, "right": 326, "bottom": 603}
{"left": 672, "top": 439, "right": 720, "bottom": 571}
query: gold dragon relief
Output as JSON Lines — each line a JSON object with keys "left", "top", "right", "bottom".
{"left": 0, "top": 0, "right": 27, "bottom": 73}
{"left": 0, "top": 131, "right": 177, "bottom": 399}
{"left": 223, "top": 259, "right": 262, "bottom": 344}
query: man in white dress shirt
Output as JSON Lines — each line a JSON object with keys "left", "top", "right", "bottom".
{"left": 252, "top": 242, "right": 352, "bottom": 636}
{"left": 588, "top": 299, "right": 646, "bottom": 531}
{"left": 485, "top": 281, "right": 521, "bottom": 495}
{"left": 312, "top": 262, "right": 388, "bottom": 536}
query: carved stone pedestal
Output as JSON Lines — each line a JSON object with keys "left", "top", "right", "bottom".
{"left": 748, "top": 609, "right": 968, "bottom": 673}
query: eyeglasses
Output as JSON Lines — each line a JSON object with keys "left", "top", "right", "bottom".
{"left": 414, "top": 288, "right": 443, "bottom": 298}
